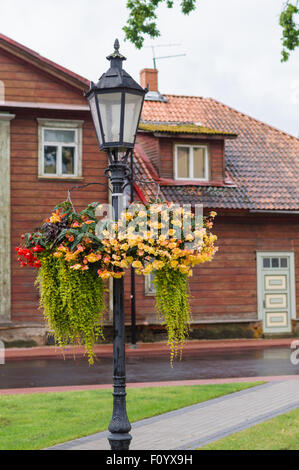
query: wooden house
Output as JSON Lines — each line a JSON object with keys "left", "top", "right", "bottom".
{"left": 0, "top": 34, "right": 298, "bottom": 345}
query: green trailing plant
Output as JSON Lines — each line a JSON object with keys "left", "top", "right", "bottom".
{"left": 154, "top": 267, "right": 191, "bottom": 364}
{"left": 36, "top": 253, "right": 105, "bottom": 364}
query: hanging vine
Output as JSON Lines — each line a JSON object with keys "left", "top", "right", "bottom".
{"left": 154, "top": 267, "right": 191, "bottom": 364}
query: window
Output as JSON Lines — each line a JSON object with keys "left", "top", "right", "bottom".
{"left": 263, "top": 257, "right": 288, "bottom": 269}
{"left": 37, "top": 119, "right": 83, "bottom": 179}
{"left": 145, "top": 271, "right": 156, "bottom": 295}
{"left": 174, "top": 144, "right": 209, "bottom": 181}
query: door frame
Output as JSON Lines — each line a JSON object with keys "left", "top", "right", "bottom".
{"left": 256, "top": 251, "right": 296, "bottom": 333}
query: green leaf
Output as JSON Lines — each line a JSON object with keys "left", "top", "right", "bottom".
{"left": 124, "top": 0, "right": 197, "bottom": 49}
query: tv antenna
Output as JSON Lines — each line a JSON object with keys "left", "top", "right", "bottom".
{"left": 144, "top": 43, "right": 186, "bottom": 69}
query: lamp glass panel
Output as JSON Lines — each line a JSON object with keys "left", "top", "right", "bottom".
{"left": 123, "top": 92, "right": 143, "bottom": 144}
{"left": 88, "top": 95, "right": 102, "bottom": 145}
{"left": 97, "top": 92, "right": 121, "bottom": 143}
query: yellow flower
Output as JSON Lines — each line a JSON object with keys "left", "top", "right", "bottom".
{"left": 185, "top": 233, "right": 194, "bottom": 242}
{"left": 152, "top": 260, "right": 165, "bottom": 270}
{"left": 70, "top": 264, "right": 82, "bottom": 270}
{"left": 86, "top": 252, "right": 100, "bottom": 263}
{"left": 113, "top": 272, "right": 124, "bottom": 279}
{"left": 170, "top": 260, "right": 178, "bottom": 268}
{"left": 98, "top": 271, "right": 111, "bottom": 279}
{"left": 119, "top": 259, "right": 129, "bottom": 269}
{"left": 172, "top": 219, "right": 182, "bottom": 227}
{"left": 194, "top": 229, "right": 204, "bottom": 238}
{"left": 138, "top": 210, "right": 147, "bottom": 218}
{"left": 49, "top": 211, "right": 61, "bottom": 223}
{"left": 132, "top": 260, "right": 143, "bottom": 269}
{"left": 143, "top": 264, "right": 154, "bottom": 274}
{"left": 65, "top": 252, "right": 78, "bottom": 261}
{"left": 168, "top": 242, "right": 177, "bottom": 250}
{"left": 178, "top": 264, "right": 189, "bottom": 274}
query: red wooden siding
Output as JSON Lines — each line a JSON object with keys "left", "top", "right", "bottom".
{"left": 0, "top": 48, "right": 87, "bottom": 105}
{"left": 10, "top": 109, "right": 109, "bottom": 323}
{"left": 125, "top": 214, "right": 299, "bottom": 325}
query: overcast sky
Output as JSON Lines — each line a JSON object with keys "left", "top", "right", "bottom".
{"left": 0, "top": 0, "right": 298, "bottom": 136}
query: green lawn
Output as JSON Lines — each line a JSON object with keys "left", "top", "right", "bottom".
{"left": 201, "top": 407, "right": 299, "bottom": 450}
{"left": 0, "top": 382, "right": 260, "bottom": 450}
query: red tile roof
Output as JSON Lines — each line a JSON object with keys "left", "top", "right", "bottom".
{"left": 137, "top": 94, "right": 299, "bottom": 211}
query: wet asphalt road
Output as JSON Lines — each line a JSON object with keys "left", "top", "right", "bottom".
{"left": 0, "top": 347, "right": 298, "bottom": 389}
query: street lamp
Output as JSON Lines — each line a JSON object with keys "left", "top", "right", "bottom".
{"left": 85, "top": 39, "right": 146, "bottom": 450}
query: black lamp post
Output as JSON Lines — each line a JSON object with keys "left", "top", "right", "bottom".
{"left": 85, "top": 39, "right": 146, "bottom": 450}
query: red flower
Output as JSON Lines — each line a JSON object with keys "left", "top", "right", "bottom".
{"left": 33, "top": 245, "right": 44, "bottom": 253}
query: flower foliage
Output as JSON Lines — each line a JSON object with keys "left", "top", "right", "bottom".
{"left": 16, "top": 200, "right": 217, "bottom": 363}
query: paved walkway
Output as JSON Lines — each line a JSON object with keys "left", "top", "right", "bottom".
{"left": 49, "top": 380, "right": 299, "bottom": 450}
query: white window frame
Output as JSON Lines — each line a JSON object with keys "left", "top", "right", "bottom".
{"left": 37, "top": 118, "right": 83, "bottom": 179}
{"left": 174, "top": 144, "right": 209, "bottom": 181}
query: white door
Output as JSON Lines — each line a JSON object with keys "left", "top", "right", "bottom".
{"left": 257, "top": 252, "right": 296, "bottom": 334}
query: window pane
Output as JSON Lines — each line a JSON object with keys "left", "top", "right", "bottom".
{"left": 123, "top": 92, "right": 143, "bottom": 144}
{"left": 193, "top": 147, "right": 206, "bottom": 179}
{"left": 177, "top": 147, "right": 189, "bottom": 178}
{"left": 263, "top": 258, "right": 270, "bottom": 268}
{"left": 44, "top": 129, "right": 75, "bottom": 143}
{"left": 62, "top": 147, "right": 75, "bottom": 175}
{"left": 271, "top": 258, "right": 279, "bottom": 268}
{"left": 280, "top": 258, "right": 288, "bottom": 268}
{"left": 44, "top": 146, "right": 57, "bottom": 174}
{"left": 147, "top": 271, "right": 156, "bottom": 293}
{"left": 97, "top": 92, "right": 121, "bottom": 143}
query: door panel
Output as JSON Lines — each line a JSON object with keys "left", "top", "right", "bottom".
{"left": 265, "top": 275, "right": 286, "bottom": 290}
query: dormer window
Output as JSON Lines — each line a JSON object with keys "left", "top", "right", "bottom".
{"left": 174, "top": 144, "right": 209, "bottom": 181}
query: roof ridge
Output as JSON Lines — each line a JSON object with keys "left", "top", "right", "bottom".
{"left": 161, "top": 93, "right": 298, "bottom": 141}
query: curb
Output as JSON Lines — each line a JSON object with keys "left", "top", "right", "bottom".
{"left": 3, "top": 338, "right": 294, "bottom": 362}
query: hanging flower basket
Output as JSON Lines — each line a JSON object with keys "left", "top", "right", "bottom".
{"left": 16, "top": 200, "right": 217, "bottom": 364}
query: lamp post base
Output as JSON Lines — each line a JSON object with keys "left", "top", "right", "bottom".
{"left": 108, "top": 433, "right": 132, "bottom": 450}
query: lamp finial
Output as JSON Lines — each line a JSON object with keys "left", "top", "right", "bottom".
{"left": 107, "top": 39, "right": 126, "bottom": 64}
{"left": 114, "top": 39, "right": 120, "bottom": 52}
